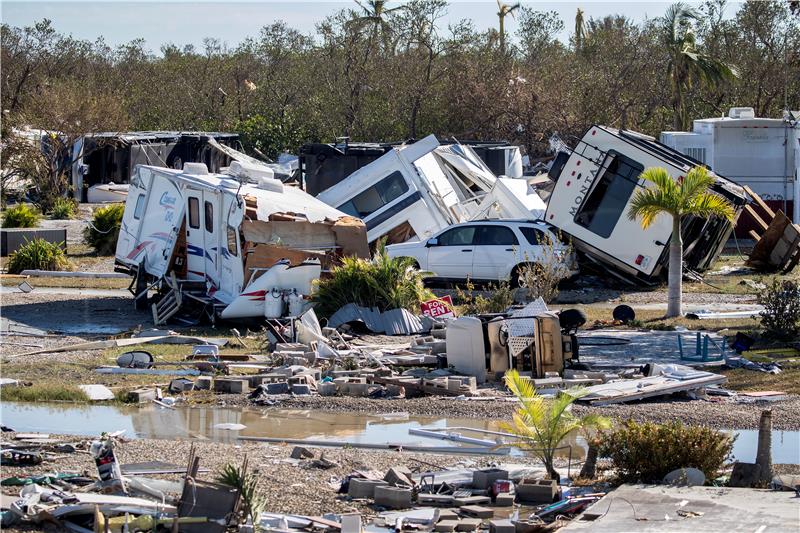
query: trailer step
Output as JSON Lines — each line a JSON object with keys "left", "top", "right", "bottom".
{"left": 152, "top": 287, "right": 182, "bottom": 326}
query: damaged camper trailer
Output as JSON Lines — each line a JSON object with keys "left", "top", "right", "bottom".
{"left": 545, "top": 125, "right": 747, "bottom": 284}
{"left": 316, "top": 134, "right": 545, "bottom": 246}
{"left": 114, "top": 162, "right": 368, "bottom": 323}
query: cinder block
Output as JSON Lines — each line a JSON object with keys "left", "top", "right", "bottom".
{"left": 434, "top": 520, "right": 459, "bottom": 532}
{"left": 515, "top": 478, "right": 557, "bottom": 504}
{"left": 460, "top": 505, "right": 493, "bottom": 518}
{"left": 194, "top": 377, "right": 213, "bottom": 390}
{"left": 214, "top": 378, "right": 249, "bottom": 394}
{"left": 290, "top": 446, "right": 314, "bottom": 459}
{"left": 454, "top": 495, "right": 491, "bottom": 506}
{"left": 489, "top": 520, "right": 515, "bottom": 533}
{"left": 455, "top": 518, "right": 482, "bottom": 532}
{"left": 374, "top": 485, "right": 413, "bottom": 509}
{"left": 291, "top": 384, "right": 311, "bottom": 395}
{"left": 266, "top": 382, "right": 290, "bottom": 394}
{"left": 318, "top": 382, "right": 338, "bottom": 396}
{"left": 246, "top": 375, "right": 267, "bottom": 388}
{"left": 384, "top": 466, "right": 414, "bottom": 487}
{"left": 348, "top": 478, "right": 388, "bottom": 499}
{"left": 472, "top": 468, "right": 509, "bottom": 490}
{"left": 127, "top": 388, "right": 156, "bottom": 403}
{"left": 495, "top": 493, "right": 515, "bottom": 507}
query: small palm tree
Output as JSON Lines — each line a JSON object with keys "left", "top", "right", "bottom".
{"left": 661, "top": 3, "right": 737, "bottom": 130}
{"left": 497, "top": 0, "right": 521, "bottom": 52}
{"left": 502, "top": 369, "right": 611, "bottom": 480}
{"left": 628, "top": 166, "right": 735, "bottom": 318}
{"left": 350, "top": 0, "right": 404, "bottom": 51}
{"left": 574, "top": 8, "right": 587, "bottom": 52}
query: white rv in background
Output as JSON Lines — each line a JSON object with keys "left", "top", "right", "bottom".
{"left": 545, "top": 125, "right": 747, "bottom": 284}
{"left": 316, "top": 135, "right": 546, "bottom": 246}
{"left": 661, "top": 107, "right": 800, "bottom": 222}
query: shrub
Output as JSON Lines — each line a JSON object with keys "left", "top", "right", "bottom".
{"left": 757, "top": 279, "right": 800, "bottom": 340}
{"left": 1, "top": 203, "right": 41, "bottom": 228}
{"left": 6, "top": 238, "right": 71, "bottom": 274}
{"left": 515, "top": 233, "right": 575, "bottom": 303}
{"left": 1, "top": 384, "right": 89, "bottom": 402}
{"left": 83, "top": 203, "right": 124, "bottom": 254}
{"left": 312, "top": 243, "right": 433, "bottom": 318}
{"left": 599, "top": 420, "right": 734, "bottom": 483}
{"left": 455, "top": 279, "right": 514, "bottom": 314}
{"left": 49, "top": 197, "right": 77, "bottom": 220}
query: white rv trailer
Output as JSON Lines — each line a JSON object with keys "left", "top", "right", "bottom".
{"left": 660, "top": 107, "right": 800, "bottom": 222}
{"left": 115, "top": 162, "right": 368, "bottom": 322}
{"left": 316, "top": 134, "right": 545, "bottom": 246}
{"left": 545, "top": 125, "right": 747, "bottom": 284}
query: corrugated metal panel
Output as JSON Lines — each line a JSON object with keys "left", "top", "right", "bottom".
{"left": 382, "top": 308, "right": 425, "bottom": 336}
{"left": 327, "top": 304, "right": 424, "bottom": 335}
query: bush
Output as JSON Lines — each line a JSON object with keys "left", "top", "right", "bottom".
{"left": 599, "top": 420, "right": 734, "bottom": 483}
{"left": 6, "top": 238, "right": 71, "bottom": 274}
{"left": 1, "top": 203, "right": 41, "bottom": 228}
{"left": 455, "top": 279, "right": 514, "bottom": 314}
{"left": 757, "top": 279, "right": 800, "bottom": 340}
{"left": 49, "top": 197, "right": 77, "bottom": 220}
{"left": 1, "top": 384, "right": 88, "bottom": 402}
{"left": 83, "top": 203, "right": 124, "bottom": 254}
{"left": 313, "top": 244, "right": 433, "bottom": 318}
{"left": 515, "top": 234, "right": 575, "bottom": 303}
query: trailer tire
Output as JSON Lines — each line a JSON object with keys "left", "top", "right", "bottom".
{"left": 134, "top": 267, "right": 149, "bottom": 311}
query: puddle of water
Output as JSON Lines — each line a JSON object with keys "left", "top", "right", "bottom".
{"left": 3, "top": 403, "right": 796, "bottom": 464}
{"left": 0, "top": 402, "right": 585, "bottom": 457}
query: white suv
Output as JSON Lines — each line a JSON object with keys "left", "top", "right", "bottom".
{"left": 386, "top": 220, "right": 577, "bottom": 286}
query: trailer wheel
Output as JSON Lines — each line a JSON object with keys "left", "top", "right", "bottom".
{"left": 134, "top": 267, "right": 149, "bottom": 311}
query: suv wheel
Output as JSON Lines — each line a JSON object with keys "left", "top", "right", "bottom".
{"left": 511, "top": 262, "right": 544, "bottom": 289}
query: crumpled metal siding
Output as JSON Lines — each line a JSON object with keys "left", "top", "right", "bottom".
{"left": 327, "top": 304, "right": 424, "bottom": 335}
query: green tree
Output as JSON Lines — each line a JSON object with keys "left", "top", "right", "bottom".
{"left": 502, "top": 369, "right": 611, "bottom": 480}
{"left": 661, "top": 2, "right": 738, "bottom": 130}
{"left": 627, "top": 166, "right": 735, "bottom": 317}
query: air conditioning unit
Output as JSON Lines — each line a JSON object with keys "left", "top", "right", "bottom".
{"left": 728, "top": 107, "right": 756, "bottom": 119}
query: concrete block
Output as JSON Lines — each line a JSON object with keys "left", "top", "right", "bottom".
{"left": 460, "top": 505, "right": 493, "bottom": 518}
{"left": 385, "top": 384, "right": 405, "bottom": 397}
{"left": 374, "top": 485, "right": 413, "bottom": 510}
{"left": 348, "top": 478, "right": 388, "bottom": 499}
{"left": 127, "top": 388, "right": 156, "bottom": 403}
{"left": 194, "top": 377, "right": 213, "bottom": 390}
{"left": 340, "top": 514, "right": 361, "bottom": 533}
{"left": 291, "top": 384, "right": 312, "bottom": 395}
{"left": 434, "top": 520, "right": 459, "bottom": 532}
{"left": 494, "top": 493, "right": 515, "bottom": 507}
{"left": 472, "top": 468, "right": 509, "bottom": 490}
{"left": 489, "top": 520, "right": 515, "bottom": 533}
{"left": 214, "top": 378, "right": 249, "bottom": 394}
{"left": 438, "top": 509, "right": 459, "bottom": 521}
{"left": 246, "top": 375, "right": 267, "bottom": 388}
{"left": 418, "top": 493, "right": 455, "bottom": 506}
{"left": 318, "top": 382, "right": 338, "bottom": 396}
{"left": 454, "top": 495, "right": 491, "bottom": 506}
{"left": 384, "top": 466, "right": 414, "bottom": 487}
{"left": 455, "top": 518, "right": 482, "bottom": 531}
{"left": 290, "top": 446, "right": 314, "bottom": 459}
{"left": 516, "top": 478, "right": 557, "bottom": 504}
{"left": 266, "top": 382, "right": 290, "bottom": 395}
{"left": 343, "top": 382, "right": 372, "bottom": 397}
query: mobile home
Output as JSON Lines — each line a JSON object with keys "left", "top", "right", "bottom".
{"left": 115, "top": 162, "right": 368, "bottom": 323}
{"left": 316, "top": 135, "right": 544, "bottom": 246}
{"left": 545, "top": 125, "right": 747, "bottom": 284}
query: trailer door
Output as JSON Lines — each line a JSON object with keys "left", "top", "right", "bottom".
{"left": 184, "top": 188, "right": 222, "bottom": 285}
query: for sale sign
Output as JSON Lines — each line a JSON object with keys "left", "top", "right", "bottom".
{"left": 421, "top": 295, "right": 456, "bottom": 319}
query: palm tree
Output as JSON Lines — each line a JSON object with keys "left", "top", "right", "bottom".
{"left": 502, "top": 369, "right": 610, "bottom": 480}
{"left": 574, "top": 8, "right": 587, "bottom": 52}
{"left": 351, "top": 0, "right": 404, "bottom": 51}
{"left": 661, "top": 3, "right": 737, "bottom": 130}
{"left": 628, "top": 166, "right": 735, "bottom": 318}
{"left": 497, "top": 0, "right": 521, "bottom": 53}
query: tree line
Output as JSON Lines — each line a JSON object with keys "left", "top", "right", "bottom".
{"left": 2, "top": 0, "right": 798, "bottom": 163}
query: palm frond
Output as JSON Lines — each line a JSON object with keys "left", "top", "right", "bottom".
{"left": 687, "top": 191, "right": 736, "bottom": 222}
{"left": 679, "top": 166, "right": 715, "bottom": 202}
{"left": 627, "top": 167, "right": 679, "bottom": 228}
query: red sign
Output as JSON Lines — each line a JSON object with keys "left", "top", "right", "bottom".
{"left": 421, "top": 296, "right": 456, "bottom": 319}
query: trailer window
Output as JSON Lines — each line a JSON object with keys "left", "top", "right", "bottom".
{"left": 574, "top": 152, "right": 642, "bottom": 238}
{"left": 188, "top": 198, "right": 200, "bottom": 228}
{"left": 204, "top": 201, "right": 213, "bottom": 233}
{"left": 133, "top": 194, "right": 145, "bottom": 220}
{"left": 337, "top": 171, "right": 409, "bottom": 218}
{"left": 227, "top": 226, "right": 238, "bottom": 256}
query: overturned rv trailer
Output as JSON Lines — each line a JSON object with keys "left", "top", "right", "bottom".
{"left": 301, "top": 138, "right": 523, "bottom": 195}
{"left": 71, "top": 132, "right": 240, "bottom": 202}
{"left": 316, "top": 135, "right": 544, "bottom": 246}
{"left": 545, "top": 125, "right": 747, "bottom": 284}
{"left": 114, "top": 162, "right": 368, "bottom": 323}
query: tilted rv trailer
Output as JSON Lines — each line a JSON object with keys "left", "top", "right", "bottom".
{"left": 115, "top": 162, "right": 368, "bottom": 322}
{"left": 545, "top": 125, "right": 747, "bottom": 284}
{"left": 316, "top": 134, "right": 545, "bottom": 246}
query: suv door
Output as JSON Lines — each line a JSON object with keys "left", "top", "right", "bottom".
{"left": 472, "top": 224, "right": 519, "bottom": 280}
{"left": 427, "top": 225, "right": 478, "bottom": 279}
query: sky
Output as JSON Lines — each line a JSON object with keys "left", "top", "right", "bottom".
{"left": 2, "top": 0, "right": 740, "bottom": 53}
